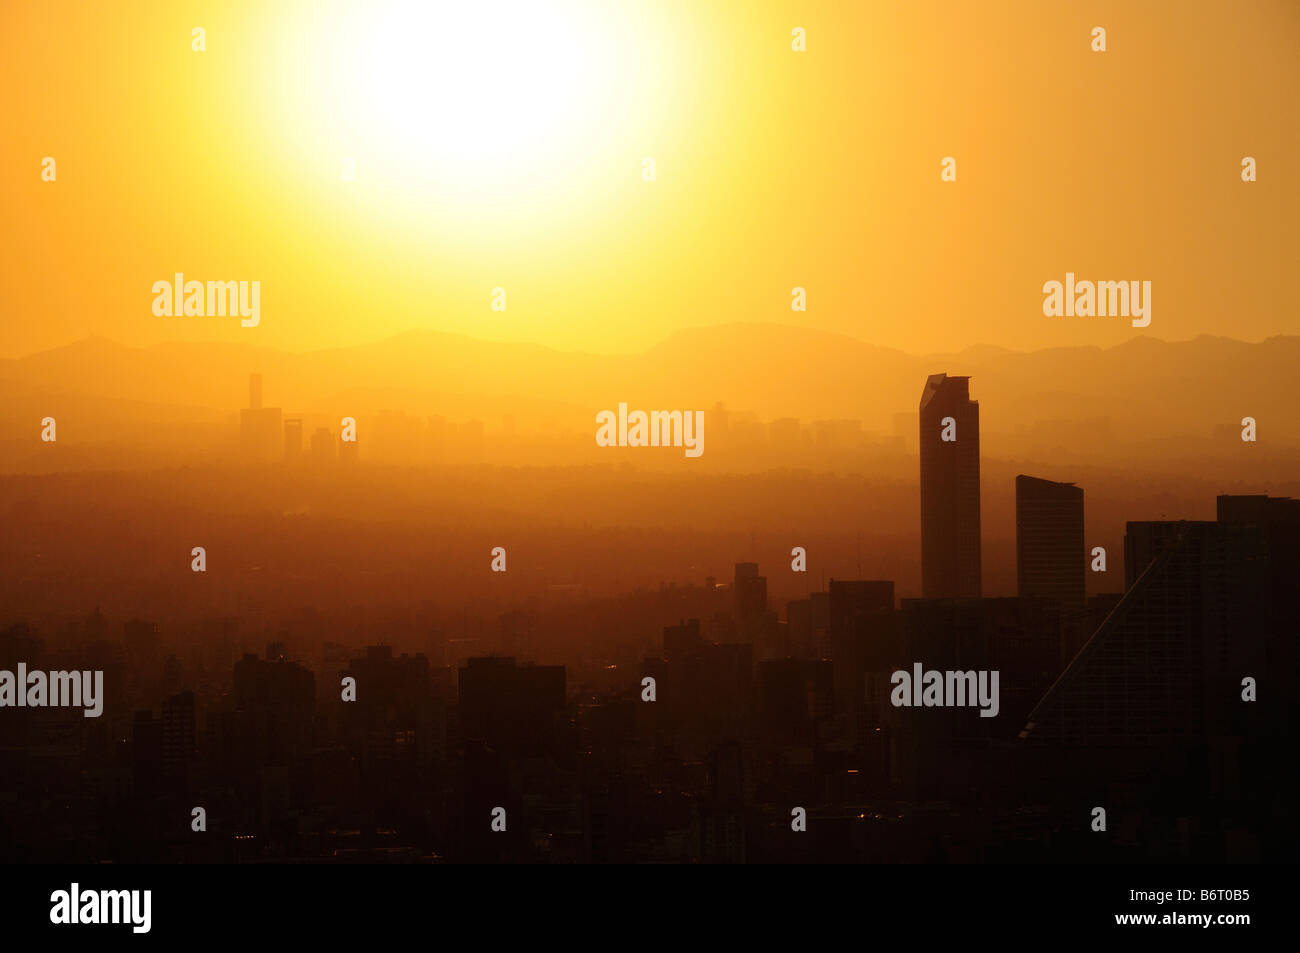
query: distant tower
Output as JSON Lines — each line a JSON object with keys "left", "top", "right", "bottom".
{"left": 919, "top": 374, "right": 980, "bottom": 598}
{"left": 734, "top": 562, "right": 767, "bottom": 623}
{"left": 1016, "top": 476, "right": 1085, "bottom": 609}
{"left": 240, "top": 373, "right": 281, "bottom": 462}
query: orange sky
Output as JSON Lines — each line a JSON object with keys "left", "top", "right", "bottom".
{"left": 2, "top": 0, "right": 1296, "bottom": 359}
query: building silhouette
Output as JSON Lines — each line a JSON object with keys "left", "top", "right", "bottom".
{"left": 919, "top": 374, "right": 981, "bottom": 598}
{"left": 786, "top": 590, "right": 829, "bottom": 659}
{"left": 1021, "top": 506, "right": 1276, "bottom": 748}
{"left": 239, "top": 373, "right": 283, "bottom": 462}
{"left": 828, "top": 579, "right": 896, "bottom": 748}
{"left": 1016, "top": 475, "right": 1085, "bottom": 610}
{"left": 1216, "top": 494, "right": 1300, "bottom": 742}
{"left": 457, "top": 656, "right": 565, "bottom": 756}
{"left": 341, "top": 645, "right": 443, "bottom": 772}
{"left": 734, "top": 562, "right": 780, "bottom": 655}
{"left": 734, "top": 562, "right": 766, "bottom": 623}
{"left": 161, "top": 689, "right": 196, "bottom": 774}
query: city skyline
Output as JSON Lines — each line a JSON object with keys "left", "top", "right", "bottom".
{"left": 4, "top": 481, "right": 1292, "bottom": 862}
{"left": 2, "top": 0, "right": 1293, "bottom": 901}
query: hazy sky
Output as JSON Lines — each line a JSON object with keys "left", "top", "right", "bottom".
{"left": 2, "top": 0, "right": 1296, "bottom": 358}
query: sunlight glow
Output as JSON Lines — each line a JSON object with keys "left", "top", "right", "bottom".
{"left": 359, "top": 2, "right": 588, "bottom": 162}
{"left": 282, "top": 0, "right": 659, "bottom": 214}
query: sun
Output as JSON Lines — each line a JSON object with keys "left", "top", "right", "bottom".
{"left": 358, "top": 2, "right": 588, "bottom": 163}
{"left": 278, "top": 0, "right": 655, "bottom": 207}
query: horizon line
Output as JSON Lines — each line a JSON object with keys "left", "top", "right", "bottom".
{"left": 5, "top": 323, "right": 1297, "bottom": 363}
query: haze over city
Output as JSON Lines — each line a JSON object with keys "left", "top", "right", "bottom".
{"left": 1, "top": 0, "right": 1295, "bottom": 886}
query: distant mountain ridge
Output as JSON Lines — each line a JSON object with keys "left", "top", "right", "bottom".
{"left": 3, "top": 326, "right": 1299, "bottom": 443}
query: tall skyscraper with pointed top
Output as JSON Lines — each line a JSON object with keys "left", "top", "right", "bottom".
{"left": 919, "top": 374, "right": 981, "bottom": 598}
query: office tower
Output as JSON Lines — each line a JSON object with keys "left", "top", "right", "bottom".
{"left": 648, "top": 621, "right": 753, "bottom": 739}
{"left": 890, "top": 596, "right": 1061, "bottom": 796}
{"left": 239, "top": 373, "right": 283, "bottom": 462}
{"left": 827, "top": 579, "right": 897, "bottom": 747}
{"left": 1016, "top": 475, "right": 1085, "bottom": 609}
{"left": 734, "top": 562, "right": 780, "bottom": 656}
{"left": 1216, "top": 495, "right": 1300, "bottom": 738}
{"left": 161, "top": 690, "right": 196, "bottom": 772}
{"left": 734, "top": 562, "right": 767, "bottom": 622}
{"left": 341, "top": 645, "right": 442, "bottom": 768}
{"left": 756, "top": 657, "right": 833, "bottom": 742}
{"left": 231, "top": 652, "right": 316, "bottom": 765}
{"left": 701, "top": 740, "right": 747, "bottom": 863}
{"left": 900, "top": 596, "right": 1059, "bottom": 734}
{"left": 663, "top": 618, "right": 704, "bottom": 661}
{"left": 919, "top": 374, "right": 981, "bottom": 598}
{"left": 457, "top": 657, "right": 566, "bottom": 756}
{"left": 1023, "top": 517, "right": 1270, "bottom": 748}
{"left": 786, "top": 597, "right": 814, "bottom": 657}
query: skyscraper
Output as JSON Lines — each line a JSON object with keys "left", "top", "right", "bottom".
{"left": 734, "top": 562, "right": 767, "bottom": 622}
{"left": 1016, "top": 475, "right": 1085, "bottom": 609}
{"left": 828, "top": 579, "right": 897, "bottom": 746}
{"left": 1022, "top": 515, "right": 1271, "bottom": 748}
{"left": 458, "top": 656, "right": 566, "bottom": 756}
{"left": 239, "top": 373, "right": 283, "bottom": 462}
{"left": 919, "top": 374, "right": 981, "bottom": 598}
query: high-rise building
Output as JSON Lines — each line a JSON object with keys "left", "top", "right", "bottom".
{"left": 161, "top": 689, "right": 196, "bottom": 772}
{"left": 1022, "top": 516, "right": 1270, "bottom": 748}
{"left": 663, "top": 618, "right": 704, "bottom": 661}
{"left": 734, "top": 562, "right": 767, "bottom": 622}
{"left": 231, "top": 652, "right": 315, "bottom": 765}
{"left": 458, "top": 657, "right": 565, "bottom": 755}
{"left": 919, "top": 374, "right": 981, "bottom": 598}
{"left": 827, "top": 579, "right": 897, "bottom": 746}
{"left": 786, "top": 593, "right": 830, "bottom": 659}
{"left": 239, "top": 373, "right": 283, "bottom": 462}
{"left": 756, "top": 657, "right": 833, "bottom": 742}
{"left": 1216, "top": 495, "right": 1300, "bottom": 738}
{"left": 734, "top": 562, "right": 780, "bottom": 654}
{"left": 1016, "top": 475, "right": 1085, "bottom": 609}
{"left": 341, "top": 645, "right": 442, "bottom": 768}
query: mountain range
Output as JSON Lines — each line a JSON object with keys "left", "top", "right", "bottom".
{"left": 3, "top": 325, "right": 1298, "bottom": 463}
